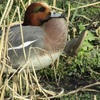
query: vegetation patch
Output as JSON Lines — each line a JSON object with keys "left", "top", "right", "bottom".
{"left": 0, "top": 0, "right": 100, "bottom": 99}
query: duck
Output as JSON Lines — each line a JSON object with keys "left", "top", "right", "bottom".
{"left": 0, "top": 2, "right": 67, "bottom": 72}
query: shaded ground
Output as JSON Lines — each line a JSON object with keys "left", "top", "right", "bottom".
{"left": 40, "top": 75, "right": 100, "bottom": 92}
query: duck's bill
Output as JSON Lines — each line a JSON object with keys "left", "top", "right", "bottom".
{"left": 50, "top": 11, "right": 65, "bottom": 18}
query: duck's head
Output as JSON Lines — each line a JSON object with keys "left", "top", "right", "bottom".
{"left": 23, "top": 2, "right": 64, "bottom": 26}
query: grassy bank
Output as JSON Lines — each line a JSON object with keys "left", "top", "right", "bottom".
{"left": 0, "top": 0, "right": 100, "bottom": 99}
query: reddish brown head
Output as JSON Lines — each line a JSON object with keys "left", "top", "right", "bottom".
{"left": 23, "top": 2, "right": 52, "bottom": 26}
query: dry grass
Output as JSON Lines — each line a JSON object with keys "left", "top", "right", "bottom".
{"left": 0, "top": 0, "right": 100, "bottom": 100}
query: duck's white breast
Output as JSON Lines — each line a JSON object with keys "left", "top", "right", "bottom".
{"left": 29, "top": 51, "right": 61, "bottom": 70}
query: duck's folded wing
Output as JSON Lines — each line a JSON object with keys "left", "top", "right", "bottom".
{"left": 5, "top": 25, "right": 46, "bottom": 67}
{"left": 8, "top": 25, "right": 45, "bottom": 50}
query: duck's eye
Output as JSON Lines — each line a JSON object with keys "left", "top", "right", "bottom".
{"left": 39, "top": 7, "right": 45, "bottom": 12}
{"left": 34, "top": 7, "right": 45, "bottom": 13}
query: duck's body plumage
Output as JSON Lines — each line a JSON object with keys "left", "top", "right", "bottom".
{"left": 7, "top": 18, "right": 67, "bottom": 71}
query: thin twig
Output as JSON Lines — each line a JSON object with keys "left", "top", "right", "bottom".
{"left": 0, "top": 0, "right": 12, "bottom": 25}
{"left": 71, "top": 2, "right": 100, "bottom": 11}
